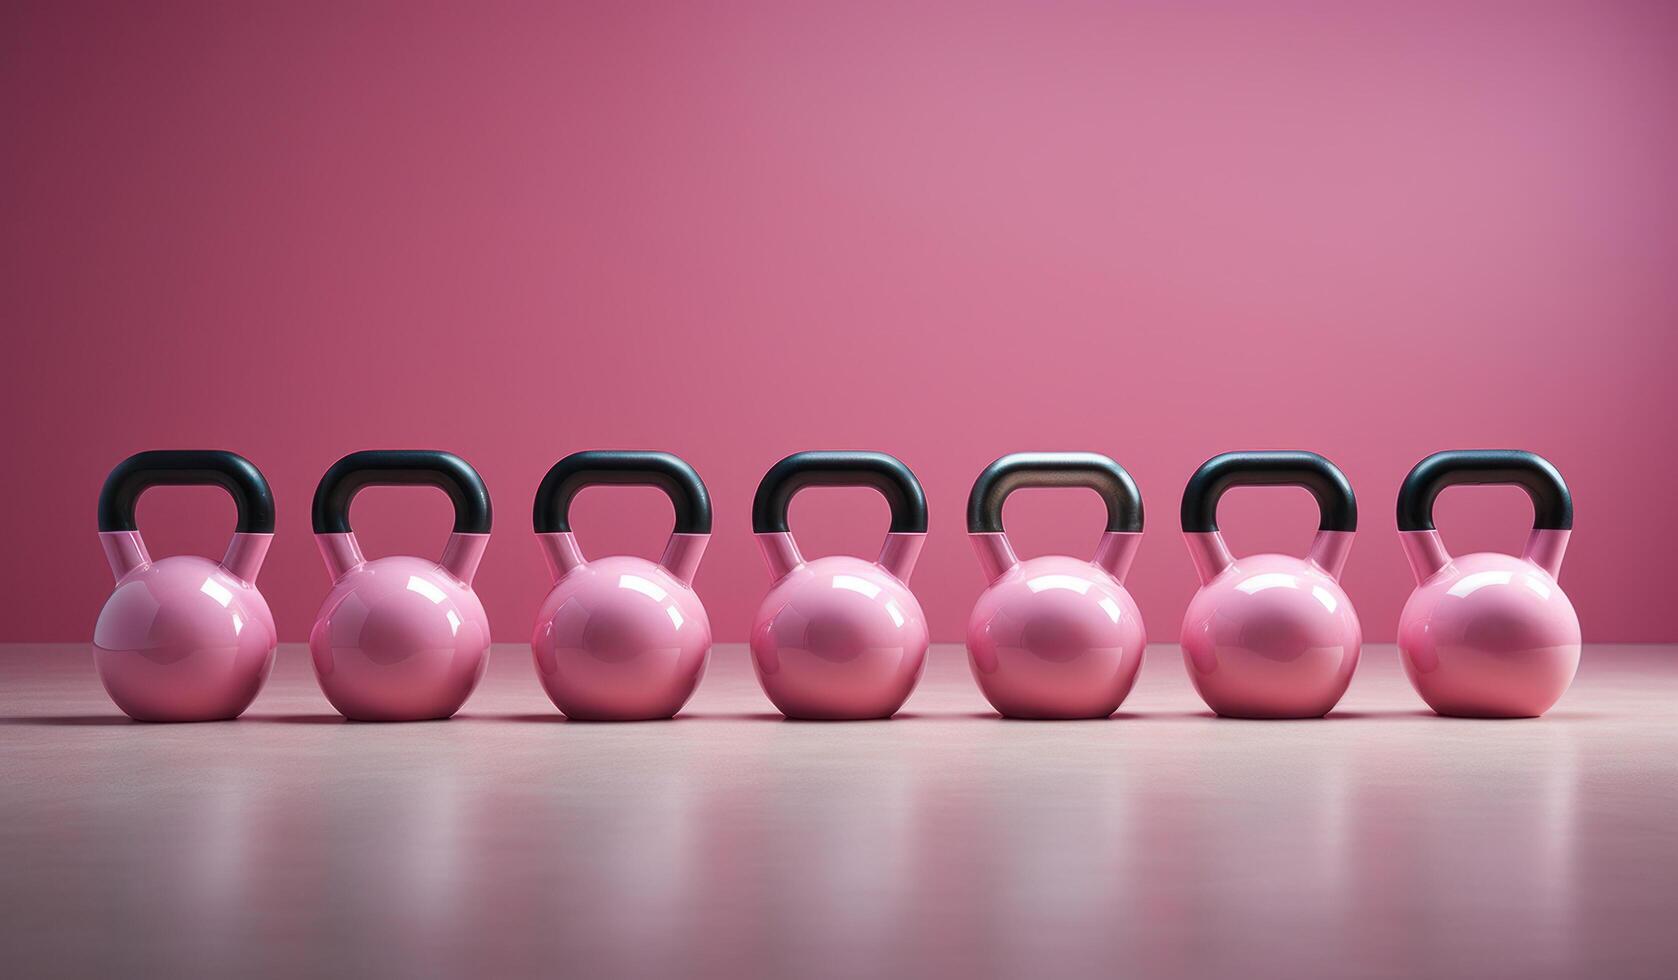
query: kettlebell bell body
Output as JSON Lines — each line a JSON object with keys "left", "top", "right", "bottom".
{"left": 1180, "top": 452, "right": 1362, "bottom": 719}
{"left": 965, "top": 453, "right": 1147, "bottom": 719}
{"left": 309, "top": 451, "right": 493, "bottom": 721}
{"left": 749, "top": 452, "right": 929, "bottom": 720}
{"left": 531, "top": 451, "right": 713, "bottom": 721}
{"left": 1396, "top": 450, "right": 1579, "bottom": 718}
{"left": 93, "top": 451, "right": 278, "bottom": 722}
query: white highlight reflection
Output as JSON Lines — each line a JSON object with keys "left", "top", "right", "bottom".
{"left": 1236, "top": 572, "right": 1299, "bottom": 595}
{"left": 200, "top": 578, "right": 233, "bottom": 607}
{"left": 1026, "top": 574, "right": 1093, "bottom": 595}
{"left": 1448, "top": 570, "right": 1513, "bottom": 598}
{"left": 1312, "top": 586, "right": 1339, "bottom": 613}
{"left": 619, "top": 574, "right": 670, "bottom": 601}
{"left": 833, "top": 575, "right": 882, "bottom": 598}
{"left": 407, "top": 576, "right": 447, "bottom": 604}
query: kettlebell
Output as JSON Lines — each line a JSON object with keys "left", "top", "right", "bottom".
{"left": 749, "top": 451, "right": 929, "bottom": 720}
{"left": 1180, "top": 451, "right": 1361, "bottom": 719}
{"left": 309, "top": 450, "right": 493, "bottom": 721}
{"left": 531, "top": 451, "right": 713, "bottom": 721}
{"left": 1396, "top": 450, "right": 1579, "bottom": 718}
{"left": 965, "top": 453, "right": 1147, "bottom": 719}
{"left": 93, "top": 451, "right": 278, "bottom": 722}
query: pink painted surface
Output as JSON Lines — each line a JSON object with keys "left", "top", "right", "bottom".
{"left": 751, "top": 531, "right": 929, "bottom": 719}
{"left": 309, "top": 531, "right": 492, "bottom": 720}
{"left": 531, "top": 531, "right": 713, "bottom": 720}
{"left": 93, "top": 530, "right": 278, "bottom": 721}
{"left": 1182, "top": 529, "right": 1363, "bottom": 718}
{"left": 967, "top": 531, "right": 1147, "bottom": 719}
{"left": 3, "top": 1, "right": 1676, "bottom": 643}
{"left": 1399, "top": 528, "right": 1581, "bottom": 717}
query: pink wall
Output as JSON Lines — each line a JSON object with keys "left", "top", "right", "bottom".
{"left": 4, "top": 0, "right": 1675, "bottom": 644}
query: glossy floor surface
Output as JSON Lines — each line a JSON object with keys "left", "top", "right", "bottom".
{"left": 2, "top": 644, "right": 1676, "bottom": 979}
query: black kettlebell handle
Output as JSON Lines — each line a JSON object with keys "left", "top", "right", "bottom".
{"left": 312, "top": 450, "right": 492, "bottom": 534}
{"left": 98, "top": 450, "right": 276, "bottom": 534}
{"left": 534, "top": 451, "right": 712, "bottom": 534}
{"left": 967, "top": 453, "right": 1143, "bottom": 534}
{"left": 752, "top": 451, "right": 927, "bottom": 534}
{"left": 1181, "top": 451, "right": 1357, "bottom": 533}
{"left": 1397, "top": 450, "right": 1571, "bottom": 531}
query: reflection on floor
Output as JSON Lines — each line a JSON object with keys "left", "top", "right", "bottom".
{"left": 2, "top": 643, "right": 1675, "bottom": 978}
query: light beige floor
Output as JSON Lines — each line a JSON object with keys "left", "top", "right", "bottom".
{"left": 2, "top": 643, "right": 1675, "bottom": 978}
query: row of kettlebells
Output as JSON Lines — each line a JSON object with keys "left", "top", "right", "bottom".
{"left": 93, "top": 447, "right": 1579, "bottom": 724}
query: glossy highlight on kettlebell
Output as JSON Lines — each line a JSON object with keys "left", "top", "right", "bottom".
{"left": 531, "top": 451, "right": 713, "bottom": 721}
{"left": 93, "top": 451, "right": 279, "bottom": 722}
{"left": 965, "top": 453, "right": 1147, "bottom": 719}
{"left": 1180, "top": 451, "right": 1362, "bottom": 719}
{"left": 308, "top": 450, "right": 493, "bottom": 722}
{"left": 1396, "top": 450, "right": 1579, "bottom": 718}
{"left": 749, "top": 451, "right": 929, "bottom": 720}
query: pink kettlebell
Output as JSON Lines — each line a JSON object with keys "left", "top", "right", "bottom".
{"left": 1397, "top": 450, "right": 1579, "bottom": 718}
{"left": 531, "top": 451, "right": 713, "bottom": 721}
{"left": 309, "top": 450, "right": 493, "bottom": 721}
{"left": 93, "top": 451, "right": 278, "bottom": 722}
{"left": 749, "top": 452, "right": 929, "bottom": 720}
{"left": 1180, "top": 451, "right": 1361, "bottom": 719}
{"left": 965, "top": 453, "right": 1147, "bottom": 719}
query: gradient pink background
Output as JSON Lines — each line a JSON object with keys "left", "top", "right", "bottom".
{"left": 4, "top": 0, "right": 1674, "bottom": 644}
